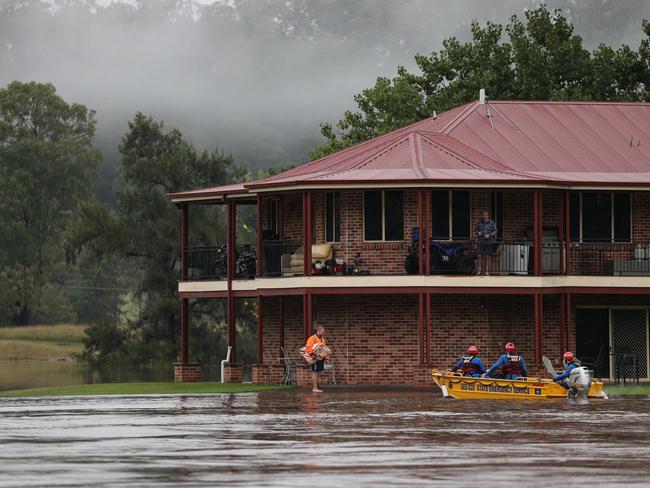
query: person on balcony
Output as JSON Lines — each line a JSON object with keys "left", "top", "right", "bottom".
{"left": 553, "top": 351, "right": 582, "bottom": 389}
{"left": 305, "top": 325, "right": 329, "bottom": 393}
{"left": 475, "top": 210, "right": 498, "bottom": 275}
{"left": 483, "top": 342, "right": 528, "bottom": 379}
{"left": 451, "top": 345, "right": 485, "bottom": 377}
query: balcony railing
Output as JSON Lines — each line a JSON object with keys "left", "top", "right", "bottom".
{"left": 185, "top": 245, "right": 257, "bottom": 280}
{"left": 184, "top": 241, "right": 650, "bottom": 280}
{"left": 568, "top": 242, "right": 650, "bottom": 276}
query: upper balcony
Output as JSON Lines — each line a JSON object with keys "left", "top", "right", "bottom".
{"left": 174, "top": 188, "right": 650, "bottom": 296}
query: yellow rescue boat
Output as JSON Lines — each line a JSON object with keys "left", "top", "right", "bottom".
{"left": 431, "top": 369, "right": 607, "bottom": 400}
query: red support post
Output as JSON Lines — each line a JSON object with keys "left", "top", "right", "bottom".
{"left": 417, "top": 190, "right": 424, "bottom": 274}
{"left": 227, "top": 201, "right": 236, "bottom": 283}
{"left": 560, "top": 293, "right": 566, "bottom": 354}
{"left": 565, "top": 191, "right": 572, "bottom": 275}
{"left": 534, "top": 293, "right": 543, "bottom": 364}
{"left": 425, "top": 291, "right": 431, "bottom": 365}
{"left": 303, "top": 191, "right": 312, "bottom": 276}
{"left": 566, "top": 293, "right": 572, "bottom": 352}
{"left": 227, "top": 295, "right": 236, "bottom": 363}
{"left": 180, "top": 205, "right": 188, "bottom": 281}
{"left": 279, "top": 296, "right": 285, "bottom": 356}
{"left": 425, "top": 190, "right": 431, "bottom": 275}
{"left": 418, "top": 292, "right": 425, "bottom": 365}
{"left": 533, "top": 191, "right": 543, "bottom": 276}
{"left": 257, "top": 296, "right": 264, "bottom": 364}
{"left": 303, "top": 293, "right": 312, "bottom": 341}
{"left": 257, "top": 195, "right": 264, "bottom": 277}
{"left": 180, "top": 297, "right": 189, "bottom": 364}
{"left": 559, "top": 192, "right": 565, "bottom": 275}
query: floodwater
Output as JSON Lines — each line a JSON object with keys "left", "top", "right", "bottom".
{"left": 1, "top": 389, "right": 650, "bottom": 487}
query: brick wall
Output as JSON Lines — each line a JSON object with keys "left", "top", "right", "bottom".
{"left": 632, "top": 192, "right": 650, "bottom": 242}
{"left": 258, "top": 293, "right": 557, "bottom": 385}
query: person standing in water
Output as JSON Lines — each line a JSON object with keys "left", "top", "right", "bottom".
{"left": 305, "top": 325, "right": 327, "bottom": 393}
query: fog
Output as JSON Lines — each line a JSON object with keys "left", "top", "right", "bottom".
{"left": 1, "top": 0, "right": 649, "bottom": 192}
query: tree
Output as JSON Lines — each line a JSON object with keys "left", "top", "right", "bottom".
{"left": 75, "top": 113, "right": 247, "bottom": 366}
{"left": 311, "top": 5, "right": 650, "bottom": 159}
{"left": 0, "top": 81, "right": 100, "bottom": 324}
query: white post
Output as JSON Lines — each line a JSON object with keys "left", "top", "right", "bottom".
{"left": 479, "top": 88, "right": 486, "bottom": 104}
{"left": 221, "top": 345, "right": 233, "bottom": 383}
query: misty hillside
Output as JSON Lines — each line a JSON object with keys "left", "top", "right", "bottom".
{"left": 1, "top": 0, "right": 649, "bottom": 199}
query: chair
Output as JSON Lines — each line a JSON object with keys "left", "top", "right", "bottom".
{"left": 323, "top": 361, "right": 336, "bottom": 385}
{"left": 279, "top": 347, "right": 298, "bottom": 385}
{"left": 281, "top": 244, "right": 333, "bottom": 276}
{"left": 612, "top": 345, "right": 640, "bottom": 385}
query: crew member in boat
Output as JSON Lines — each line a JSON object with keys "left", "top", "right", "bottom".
{"left": 553, "top": 351, "right": 581, "bottom": 389}
{"left": 451, "top": 345, "right": 485, "bottom": 377}
{"left": 483, "top": 342, "right": 528, "bottom": 379}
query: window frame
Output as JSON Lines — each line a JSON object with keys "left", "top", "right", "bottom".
{"left": 571, "top": 192, "right": 632, "bottom": 243}
{"left": 269, "top": 198, "right": 280, "bottom": 235}
{"left": 324, "top": 191, "right": 341, "bottom": 243}
{"left": 362, "top": 190, "right": 404, "bottom": 242}
{"left": 430, "top": 190, "right": 471, "bottom": 241}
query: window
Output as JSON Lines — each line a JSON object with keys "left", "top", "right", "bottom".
{"left": 431, "top": 190, "right": 471, "bottom": 240}
{"left": 569, "top": 192, "right": 631, "bottom": 242}
{"left": 325, "top": 192, "right": 341, "bottom": 242}
{"left": 269, "top": 199, "right": 280, "bottom": 235}
{"left": 363, "top": 191, "right": 404, "bottom": 241}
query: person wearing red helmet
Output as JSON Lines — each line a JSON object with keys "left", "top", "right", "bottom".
{"left": 483, "top": 342, "right": 528, "bottom": 379}
{"left": 553, "top": 351, "right": 582, "bottom": 384}
{"left": 451, "top": 345, "right": 485, "bottom": 377}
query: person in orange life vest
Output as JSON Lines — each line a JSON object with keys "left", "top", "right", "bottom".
{"left": 451, "top": 345, "right": 485, "bottom": 378}
{"left": 305, "top": 325, "right": 328, "bottom": 393}
{"left": 483, "top": 342, "right": 528, "bottom": 379}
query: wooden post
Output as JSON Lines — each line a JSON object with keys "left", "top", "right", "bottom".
{"left": 559, "top": 192, "right": 565, "bottom": 275}
{"left": 303, "top": 191, "right": 312, "bottom": 276}
{"left": 279, "top": 296, "right": 285, "bottom": 356}
{"left": 534, "top": 293, "right": 543, "bottom": 364}
{"left": 418, "top": 292, "right": 425, "bottom": 365}
{"left": 417, "top": 190, "right": 424, "bottom": 274}
{"left": 257, "top": 296, "right": 264, "bottom": 364}
{"left": 257, "top": 195, "right": 264, "bottom": 277}
{"left": 227, "top": 295, "right": 236, "bottom": 363}
{"left": 227, "top": 201, "right": 236, "bottom": 282}
{"left": 180, "top": 297, "right": 189, "bottom": 364}
{"left": 425, "top": 291, "right": 431, "bottom": 365}
{"left": 303, "top": 293, "right": 312, "bottom": 341}
{"left": 533, "top": 191, "right": 543, "bottom": 276}
{"left": 425, "top": 190, "right": 431, "bottom": 275}
{"left": 560, "top": 293, "right": 566, "bottom": 355}
{"left": 565, "top": 191, "right": 572, "bottom": 275}
{"left": 180, "top": 204, "right": 188, "bottom": 281}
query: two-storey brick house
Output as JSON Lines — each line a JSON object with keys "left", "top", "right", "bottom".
{"left": 169, "top": 97, "right": 650, "bottom": 385}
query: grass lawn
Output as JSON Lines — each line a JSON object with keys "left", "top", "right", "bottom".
{"left": 0, "top": 382, "right": 293, "bottom": 397}
{"left": 0, "top": 324, "right": 85, "bottom": 360}
{"left": 604, "top": 384, "right": 650, "bottom": 396}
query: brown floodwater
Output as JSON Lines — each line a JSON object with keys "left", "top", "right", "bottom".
{"left": 1, "top": 389, "right": 649, "bottom": 487}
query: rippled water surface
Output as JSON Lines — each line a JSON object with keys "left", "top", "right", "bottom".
{"left": 1, "top": 389, "right": 650, "bottom": 487}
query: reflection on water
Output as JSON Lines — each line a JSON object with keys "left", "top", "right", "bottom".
{"left": 1, "top": 389, "right": 650, "bottom": 487}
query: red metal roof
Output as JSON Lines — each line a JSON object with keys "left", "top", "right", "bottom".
{"left": 170, "top": 99, "right": 650, "bottom": 200}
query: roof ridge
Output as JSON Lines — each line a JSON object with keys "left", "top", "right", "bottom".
{"left": 439, "top": 101, "right": 479, "bottom": 134}
{"left": 489, "top": 100, "right": 650, "bottom": 106}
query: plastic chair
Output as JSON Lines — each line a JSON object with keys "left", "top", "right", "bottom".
{"left": 323, "top": 361, "right": 336, "bottom": 385}
{"left": 279, "top": 347, "right": 297, "bottom": 385}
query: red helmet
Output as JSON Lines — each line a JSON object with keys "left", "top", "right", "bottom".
{"left": 505, "top": 342, "right": 516, "bottom": 352}
{"left": 468, "top": 345, "right": 478, "bottom": 355}
{"left": 563, "top": 351, "right": 574, "bottom": 361}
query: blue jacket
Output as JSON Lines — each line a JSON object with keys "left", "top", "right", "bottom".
{"left": 554, "top": 362, "right": 578, "bottom": 381}
{"left": 486, "top": 354, "right": 528, "bottom": 377}
{"left": 453, "top": 356, "right": 485, "bottom": 375}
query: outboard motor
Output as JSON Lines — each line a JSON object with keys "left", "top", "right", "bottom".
{"left": 567, "top": 367, "right": 592, "bottom": 400}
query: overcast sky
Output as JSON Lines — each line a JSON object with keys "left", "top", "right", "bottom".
{"left": 1, "top": 0, "right": 649, "bottom": 186}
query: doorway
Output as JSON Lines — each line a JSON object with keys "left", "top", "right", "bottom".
{"left": 576, "top": 308, "right": 610, "bottom": 377}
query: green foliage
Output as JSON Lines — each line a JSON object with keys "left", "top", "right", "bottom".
{"left": 0, "top": 81, "right": 100, "bottom": 324}
{"left": 75, "top": 113, "right": 247, "bottom": 367}
{"left": 311, "top": 6, "right": 650, "bottom": 159}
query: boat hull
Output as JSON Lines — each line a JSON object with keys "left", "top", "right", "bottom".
{"left": 432, "top": 370, "right": 607, "bottom": 399}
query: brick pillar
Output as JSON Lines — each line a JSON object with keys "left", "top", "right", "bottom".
{"left": 174, "top": 363, "right": 202, "bottom": 382}
{"left": 222, "top": 363, "right": 244, "bottom": 383}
